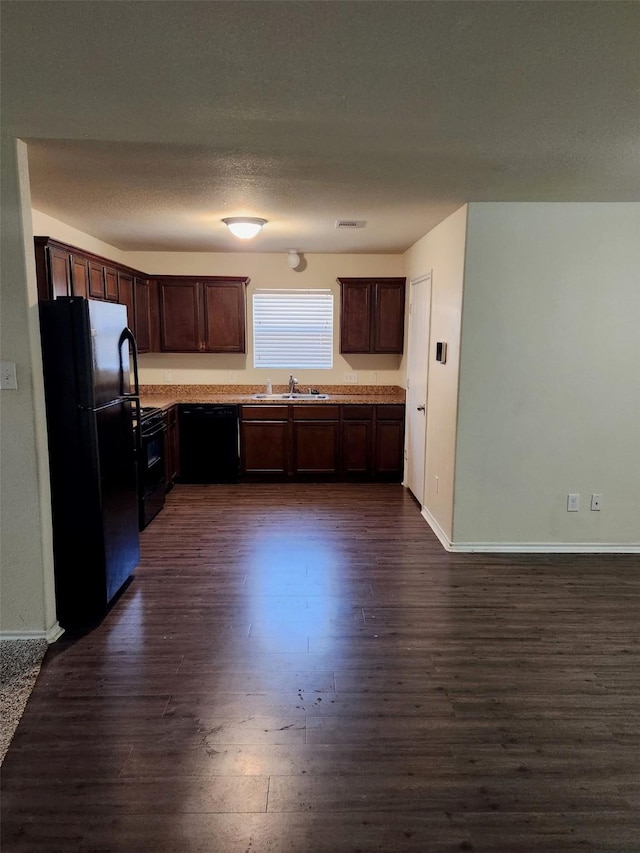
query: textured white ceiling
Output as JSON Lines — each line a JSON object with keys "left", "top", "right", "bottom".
{"left": 3, "top": 1, "right": 639, "bottom": 253}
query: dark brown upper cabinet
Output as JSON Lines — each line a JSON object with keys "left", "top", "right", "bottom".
{"left": 117, "top": 271, "right": 135, "bottom": 330}
{"left": 34, "top": 237, "right": 155, "bottom": 352}
{"left": 133, "top": 277, "right": 152, "bottom": 353}
{"left": 34, "top": 239, "right": 71, "bottom": 301}
{"left": 104, "top": 266, "right": 119, "bottom": 302}
{"left": 88, "top": 260, "right": 106, "bottom": 299}
{"left": 70, "top": 254, "right": 89, "bottom": 299}
{"left": 157, "top": 277, "right": 248, "bottom": 353}
{"left": 33, "top": 238, "right": 249, "bottom": 356}
{"left": 202, "top": 280, "right": 247, "bottom": 353}
{"left": 158, "top": 279, "right": 201, "bottom": 351}
{"left": 338, "top": 277, "right": 406, "bottom": 354}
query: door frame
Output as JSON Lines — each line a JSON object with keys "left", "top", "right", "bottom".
{"left": 404, "top": 271, "right": 432, "bottom": 505}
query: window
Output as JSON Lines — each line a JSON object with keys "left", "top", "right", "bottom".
{"left": 253, "top": 289, "right": 334, "bottom": 369}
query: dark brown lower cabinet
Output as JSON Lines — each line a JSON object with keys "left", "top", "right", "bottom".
{"left": 373, "top": 405, "right": 405, "bottom": 480}
{"left": 164, "top": 406, "right": 180, "bottom": 487}
{"left": 341, "top": 405, "right": 374, "bottom": 479}
{"left": 239, "top": 403, "right": 404, "bottom": 482}
{"left": 292, "top": 406, "right": 340, "bottom": 477}
{"left": 240, "top": 406, "right": 289, "bottom": 478}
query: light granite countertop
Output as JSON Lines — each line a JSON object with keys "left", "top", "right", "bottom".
{"left": 139, "top": 384, "right": 405, "bottom": 410}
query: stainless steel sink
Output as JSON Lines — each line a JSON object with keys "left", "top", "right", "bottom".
{"left": 252, "top": 393, "right": 329, "bottom": 400}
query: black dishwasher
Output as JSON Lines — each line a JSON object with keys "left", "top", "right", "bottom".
{"left": 178, "top": 404, "right": 240, "bottom": 483}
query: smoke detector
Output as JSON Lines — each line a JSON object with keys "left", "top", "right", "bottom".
{"left": 335, "top": 219, "right": 367, "bottom": 229}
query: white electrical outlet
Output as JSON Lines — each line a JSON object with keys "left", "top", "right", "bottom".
{"left": 0, "top": 362, "right": 18, "bottom": 390}
{"left": 344, "top": 372, "right": 358, "bottom": 383}
{"left": 567, "top": 493, "right": 580, "bottom": 512}
{"left": 371, "top": 372, "right": 378, "bottom": 383}
{"left": 163, "top": 370, "right": 172, "bottom": 384}
{"left": 591, "top": 494, "right": 603, "bottom": 511}
{"left": 228, "top": 371, "right": 237, "bottom": 382}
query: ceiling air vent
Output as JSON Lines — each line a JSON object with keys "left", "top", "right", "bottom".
{"left": 335, "top": 219, "right": 366, "bottom": 229}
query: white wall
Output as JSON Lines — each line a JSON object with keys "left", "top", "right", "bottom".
{"left": 404, "top": 206, "right": 468, "bottom": 540}
{"left": 453, "top": 203, "right": 640, "bottom": 548}
{"left": 1, "top": 145, "right": 59, "bottom": 638}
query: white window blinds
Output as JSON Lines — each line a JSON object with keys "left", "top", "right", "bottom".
{"left": 253, "top": 290, "right": 334, "bottom": 369}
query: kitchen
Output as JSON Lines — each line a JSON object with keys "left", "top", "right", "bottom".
{"left": 2, "top": 4, "right": 639, "bottom": 849}
{"left": 33, "top": 216, "right": 413, "bottom": 630}
{"left": 3, "top": 0, "right": 637, "bottom": 649}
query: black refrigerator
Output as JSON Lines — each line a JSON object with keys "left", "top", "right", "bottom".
{"left": 39, "top": 297, "right": 141, "bottom": 630}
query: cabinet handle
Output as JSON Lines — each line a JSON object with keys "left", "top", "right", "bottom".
{"left": 417, "top": 405, "right": 425, "bottom": 412}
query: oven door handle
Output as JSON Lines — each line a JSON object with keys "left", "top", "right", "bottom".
{"left": 141, "top": 422, "right": 168, "bottom": 440}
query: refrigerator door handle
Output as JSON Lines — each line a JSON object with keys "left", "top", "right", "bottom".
{"left": 119, "top": 327, "right": 140, "bottom": 398}
{"left": 119, "top": 327, "right": 142, "bottom": 450}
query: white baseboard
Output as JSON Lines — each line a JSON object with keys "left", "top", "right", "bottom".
{"left": 0, "top": 622, "right": 64, "bottom": 643}
{"left": 419, "top": 508, "right": 640, "bottom": 554}
{"left": 420, "top": 507, "right": 453, "bottom": 550}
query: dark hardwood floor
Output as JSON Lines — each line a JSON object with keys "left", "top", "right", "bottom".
{"left": 2, "top": 484, "right": 639, "bottom": 852}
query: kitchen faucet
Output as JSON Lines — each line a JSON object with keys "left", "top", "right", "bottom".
{"left": 288, "top": 374, "right": 298, "bottom": 395}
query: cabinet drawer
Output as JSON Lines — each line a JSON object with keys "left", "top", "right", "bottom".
{"left": 292, "top": 405, "right": 340, "bottom": 420}
{"left": 342, "top": 405, "right": 373, "bottom": 421}
{"left": 376, "top": 404, "right": 405, "bottom": 420}
{"left": 240, "top": 405, "right": 289, "bottom": 421}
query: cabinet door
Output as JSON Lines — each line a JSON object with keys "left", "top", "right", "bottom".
{"left": 134, "top": 277, "right": 151, "bottom": 352}
{"left": 292, "top": 421, "right": 339, "bottom": 475}
{"left": 373, "top": 281, "right": 405, "bottom": 353}
{"left": 105, "top": 266, "right": 119, "bottom": 302}
{"left": 48, "top": 246, "right": 72, "bottom": 298}
{"left": 240, "top": 421, "right": 289, "bottom": 475}
{"left": 158, "top": 280, "right": 201, "bottom": 351}
{"left": 374, "top": 406, "right": 405, "bottom": 481}
{"left": 202, "top": 281, "right": 246, "bottom": 352}
{"left": 88, "top": 261, "right": 106, "bottom": 299}
{"left": 341, "top": 407, "right": 373, "bottom": 478}
{"left": 340, "top": 281, "right": 371, "bottom": 353}
{"left": 118, "top": 272, "right": 135, "bottom": 329}
{"left": 70, "top": 255, "right": 89, "bottom": 298}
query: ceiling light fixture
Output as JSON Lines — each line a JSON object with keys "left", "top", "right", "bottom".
{"left": 222, "top": 217, "right": 267, "bottom": 240}
{"left": 287, "top": 249, "right": 301, "bottom": 270}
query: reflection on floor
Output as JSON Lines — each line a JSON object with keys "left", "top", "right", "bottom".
{"left": 2, "top": 483, "right": 639, "bottom": 851}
